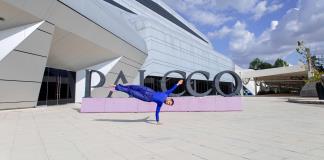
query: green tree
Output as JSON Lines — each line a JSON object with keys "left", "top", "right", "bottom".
{"left": 273, "top": 58, "right": 289, "bottom": 68}
{"left": 249, "top": 58, "right": 273, "bottom": 70}
{"left": 249, "top": 58, "right": 263, "bottom": 70}
{"left": 259, "top": 62, "right": 273, "bottom": 69}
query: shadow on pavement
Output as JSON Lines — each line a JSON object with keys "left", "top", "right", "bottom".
{"left": 72, "top": 108, "right": 81, "bottom": 113}
{"left": 94, "top": 116, "right": 156, "bottom": 124}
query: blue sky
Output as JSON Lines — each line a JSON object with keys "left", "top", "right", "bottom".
{"left": 162, "top": 0, "right": 324, "bottom": 68}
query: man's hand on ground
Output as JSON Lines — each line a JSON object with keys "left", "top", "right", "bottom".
{"left": 177, "top": 80, "right": 184, "bottom": 85}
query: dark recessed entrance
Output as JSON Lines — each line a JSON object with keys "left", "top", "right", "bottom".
{"left": 37, "top": 67, "right": 76, "bottom": 106}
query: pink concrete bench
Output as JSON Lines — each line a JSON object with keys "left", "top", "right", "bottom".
{"left": 81, "top": 96, "right": 242, "bottom": 113}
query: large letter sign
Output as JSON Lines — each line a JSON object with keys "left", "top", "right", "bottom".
{"left": 161, "top": 70, "right": 186, "bottom": 97}
{"left": 107, "top": 71, "right": 128, "bottom": 98}
{"left": 213, "top": 70, "right": 242, "bottom": 97}
{"left": 84, "top": 69, "right": 243, "bottom": 97}
{"left": 84, "top": 69, "right": 106, "bottom": 98}
{"left": 186, "top": 71, "right": 212, "bottom": 97}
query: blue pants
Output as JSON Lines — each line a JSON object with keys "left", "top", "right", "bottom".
{"left": 115, "top": 84, "right": 154, "bottom": 102}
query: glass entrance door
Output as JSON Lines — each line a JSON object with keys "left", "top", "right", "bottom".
{"left": 37, "top": 67, "right": 76, "bottom": 106}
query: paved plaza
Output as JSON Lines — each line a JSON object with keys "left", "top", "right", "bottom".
{"left": 0, "top": 97, "right": 324, "bottom": 160}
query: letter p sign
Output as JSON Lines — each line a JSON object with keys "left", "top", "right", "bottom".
{"left": 84, "top": 69, "right": 106, "bottom": 98}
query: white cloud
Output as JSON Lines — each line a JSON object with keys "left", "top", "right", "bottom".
{"left": 208, "top": 21, "right": 255, "bottom": 53}
{"left": 268, "top": 3, "right": 284, "bottom": 12}
{"left": 250, "top": 0, "right": 324, "bottom": 65}
{"left": 163, "top": 0, "right": 324, "bottom": 66}
{"left": 162, "top": 0, "right": 235, "bottom": 27}
{"left": 253, "top": 1, "right": 268, "bottom": 20}
{"left": 208, "top": 0, "right": 258, "bottom": 13}
{"left": 285, "top": 20, "right": 300, "bottom": 32}
{"left": 271, "top": 20, "right": 279, "bottom": 30}
{"left": 190, "top": 10, "right": 233, "bottom": 26}
{"left": 252, "top": 1, "right": 283, "bottom": 20}
{"left": 229, "top": 21, "right": 255, "bottom": 53}
{"left": 164, "top": 0, "right": 240, "bottom": 11}
{"left": 207, "top": 26, "right": 231, "bottom": 38}
{"left": 163, "top": 0, "right": 283, "bottom": 22}
{"left": 206, "top": 0, "right": 324, "bottom": 66}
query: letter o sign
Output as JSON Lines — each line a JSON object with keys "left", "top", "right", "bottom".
{"left": 213, "top": 70, "right": 242, "bottom": 97}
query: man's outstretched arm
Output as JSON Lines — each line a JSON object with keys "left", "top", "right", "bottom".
{"left": 165, "top": 80, "right": 184, "bottom": 95}
{"left": 155, "top": 103, "right": 162, "bottom": 123}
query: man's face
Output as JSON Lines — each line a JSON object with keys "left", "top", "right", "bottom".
{"left": 165, "top": 99, "right": 173, "bottom": 106}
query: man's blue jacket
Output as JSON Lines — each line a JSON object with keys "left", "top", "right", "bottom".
{"left": 151, "top": 84, "right": 178, "bottom": 122}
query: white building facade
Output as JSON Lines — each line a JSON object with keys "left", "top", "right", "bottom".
{"left": 0, "top": 0, "right": 236, "bottom": 110}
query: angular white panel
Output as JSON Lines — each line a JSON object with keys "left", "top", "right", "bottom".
{"left": 38, "top": 21, "right": 55, "bottom": 34}
{"left": 0, "top": 21, "right": 53, "bottom": 110}
{"left": 0, "top": 81, "right": 40, "bottom": 103}
{"left": 21, "top": 0, "right": 54, "bottom": 19}
{"left": 0, "top": 51, "right": 47, "bottom": 81}
{"left": 15, "top": 30, "right": 53, "bottom": 57}
{"left": 0, "top": 21, "right": 44, "bottom": 61}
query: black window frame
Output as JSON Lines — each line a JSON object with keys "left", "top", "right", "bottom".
{"left": 103, "top": 0, "right": 136, "bottom": 14}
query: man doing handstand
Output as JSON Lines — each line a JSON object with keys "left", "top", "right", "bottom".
{"left": 112, "top": 80, "right": 183, "bottom": 124}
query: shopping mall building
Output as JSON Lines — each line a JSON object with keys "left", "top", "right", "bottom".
{"left": 1, "top": 0, "right": 308, "bottom": 110}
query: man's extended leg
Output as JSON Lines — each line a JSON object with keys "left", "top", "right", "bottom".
{"left": 127, "top": 85, "right": 154, "bottom": 101}
{"left": 114, "top": 84, "right": 130, "bottom": 93}
{"left": 127, "top": 85, "right": 155, "bottom": 93}
{"left": 115, "top": 84, "right": 152, "bottom": 102}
